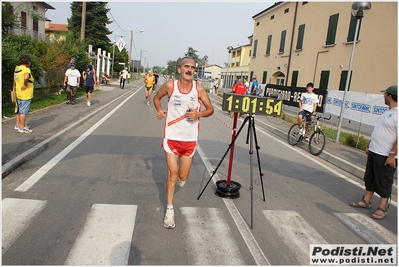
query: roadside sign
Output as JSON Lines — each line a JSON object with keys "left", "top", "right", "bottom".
{"left": 116, "top": 38, "right": 126, "bottom": 52}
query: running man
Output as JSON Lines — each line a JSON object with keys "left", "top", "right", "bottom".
{"left": 144, "top": 70, "right": 155, "bottom": 105}
{"left": 153, "top": 56, "right": 214, "bottom": 229}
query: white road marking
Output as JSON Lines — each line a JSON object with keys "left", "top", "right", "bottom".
{"left": 14, "top": 89, "right": 142, "bottom": 192}
{"left": 64, "top": 204, "right": 137, "bottom": 265}
{"left": 181, "top": 207, "right": 245, "bottom": 265}
{"left": 334, "top": 212, "right": 397, "bottom": 244}
{"left": 2, "top": 198, "right": 47, "bottom": 254}
{"left": 263, "top": 210, "right": 328, "bottom": 265}
{"left": 196, "top": 144, "right": 270, "bottom": 265}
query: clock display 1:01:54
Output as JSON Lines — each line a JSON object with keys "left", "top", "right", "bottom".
{"left": 223, "top": 94, "right": 282, "bottom": 116}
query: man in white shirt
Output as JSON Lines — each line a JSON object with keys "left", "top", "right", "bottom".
{"left": 64, "top": 63, "right": 81, "bottom": 105}
{"left": 120, "top": 68, "right": 128, "bottom": 89}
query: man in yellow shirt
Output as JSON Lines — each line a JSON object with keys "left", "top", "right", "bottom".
{"left": 144, "top": 70, "right": 155, "bottom": 105}
{"left": 14, "top": 54, "right": 34, "bottom": 133}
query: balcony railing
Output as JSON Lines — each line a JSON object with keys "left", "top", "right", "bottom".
{"left": 8, "top": 27, "right": 47, "bottom": 40}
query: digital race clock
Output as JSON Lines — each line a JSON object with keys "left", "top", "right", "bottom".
{"left": 222, "top": 93, "right": 282, "bottom": 116}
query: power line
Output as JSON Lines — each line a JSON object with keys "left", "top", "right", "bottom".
{"left": 107, "top": 10, "right": 130, "bottom": 35}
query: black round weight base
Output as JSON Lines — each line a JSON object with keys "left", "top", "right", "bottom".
{"left": 215, "top": 180, "right": 242, "bottom": 199}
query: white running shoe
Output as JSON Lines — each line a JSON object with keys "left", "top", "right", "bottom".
{"left": 87, "top": 101, "right": 91, "bottom": 107}
{"left": 18, "top": 126, "right": 33, "bottom": 133}
{"left": 14, "top": 125, "right": 20, "bottom": 131}
{"left": 177, "top": 178, "right": 186, "bottom": 188}
{"left": 147, "top": 101, "right": 150, "bottom": 105}
{"left": 164, "top": 209, "right": 175, "bottom": 229}
{"left": 299, "top": 128, "right": 303, "bottom": 135}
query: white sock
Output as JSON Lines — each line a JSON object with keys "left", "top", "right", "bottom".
{"left": 167, "top": 205, "right": 174, "bottom": 210}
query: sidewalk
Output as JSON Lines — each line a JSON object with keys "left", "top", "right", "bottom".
{"left": 2, "top": 81, "right": 135, "bottom": 178}
{"left": 2, "top": 83, "right": 369, "bottom": 181}
{"left": 207, "top": 92, "right": 369, "bottom": 180}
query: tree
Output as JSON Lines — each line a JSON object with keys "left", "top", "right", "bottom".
{"left": 185, "top": 47, "right": 200, "bottom": 65}
{"left": 68, "top": 2, "right": 112, "bottom": 52}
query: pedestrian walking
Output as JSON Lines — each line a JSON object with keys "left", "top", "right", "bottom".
{"left": 64, "top": 62, "right": 81, "bottom": 105}
{"left": 153, "top": 56, "right": 214, "bottom": 229}
{"left": 127, "top": 71, "right": 131, "bottom": 83}
{"left": 14, "top": 54, "right": 34, "bottom": 133}
{"left": 119, "top": 68, "right": 128, "bottom": 89}
{"left": 82, "top": 64, "right": 97, "bottom": 107}
{"left": 350, "top": 85, "right": 397, "bottom": 220}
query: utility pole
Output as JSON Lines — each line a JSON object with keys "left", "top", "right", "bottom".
{"left": 129, "top": 31, "right": 133, "bottom": 73}
{"left": 80, "top": 2, "right": 86, "bottom": 42}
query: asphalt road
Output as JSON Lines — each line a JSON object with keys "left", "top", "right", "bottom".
{"left": 2, "top": 78, "right": 397, "bottom": 265}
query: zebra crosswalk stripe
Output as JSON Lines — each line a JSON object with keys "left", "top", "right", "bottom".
{"left": 2, "top": 198, "right": 47, "bottom": 255}
{"left": 181, "top": 207, "right": 245, "bottom": 265}
{"left": 334, "top": 212, "right": 397, "bottom": 244}
{"left": 263, "top": 210, "right": 328, "bottom": 265}
{"left": 64, "top": 204, "right": 137, "bottom": 265}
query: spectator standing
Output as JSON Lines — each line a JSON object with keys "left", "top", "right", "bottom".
{"left": 82, "top": 64, "right": 97, "bottom": 107}
{"left": 153, "top": 56, "right": 214, "bottom": 229}
{"left": 214, "top": 78, "right": 219, "bottom": 95}
{"left": 350, "top": 85, "right": 397, "bottom": 220}
{"left": 243, "top": 77, "right": 249, "bottom": 95}
{"left": 231, "top": 79, "right": 247, "bottom": 117}
{"left": 64, "top": 63, "right": 81, "bottom": 105}
{"left": 14, "top": 54, "right": 34, "bottom": 133}
{"left": 250, "top": 76, "right": 259, "bottom": 95}
{"left": 66, "top": 57, "right": 76, "bottom": 69}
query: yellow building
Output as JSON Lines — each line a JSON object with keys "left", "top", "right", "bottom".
{"left": 220, "top": 44, "right": 252, "bottom": 88}
{"left": 249, "top": 2, "right": 397, "bottom": 94}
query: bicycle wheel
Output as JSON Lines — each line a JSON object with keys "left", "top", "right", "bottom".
{"left": 308, "top": 130, "right": 326, "bottom": 156}
{"left": 288, "top": 123, "right": 301, "bottom": 145}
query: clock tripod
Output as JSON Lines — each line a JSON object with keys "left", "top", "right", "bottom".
{"left": 197, "top": 112, "right": 266, "bottom": 229}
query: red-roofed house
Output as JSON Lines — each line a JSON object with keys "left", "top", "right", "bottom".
{"left": 45, "top": 20, "right": 68, "bottom": 41}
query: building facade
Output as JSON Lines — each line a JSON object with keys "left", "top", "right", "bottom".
{"left": 45, "top": 20, "right": 68, "bottom": 41}
{"left": 249, "top": 2, "right": 397, "bottom": 94}
{"left": 220, "top": 44, "right": 252, "bottom": 88}
{"left": 6, "top": 2, "right": 55, "bottom": 40}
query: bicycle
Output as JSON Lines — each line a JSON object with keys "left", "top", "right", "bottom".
{"left": 287, "top": 113, "right": 331, "bottom": 156}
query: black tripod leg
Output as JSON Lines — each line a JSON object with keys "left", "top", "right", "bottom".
{"left": 197, "top": 116, "right": 251, "bottom": 200}
{"left": 251, "top": 118, "right": 266, "bottom": 202}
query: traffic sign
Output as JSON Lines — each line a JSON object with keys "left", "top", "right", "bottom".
{"left": 115, "top": 38, "right": 126, "bottom": 52}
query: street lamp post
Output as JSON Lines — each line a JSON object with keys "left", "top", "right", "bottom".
{"left": 335, "top": 2, "right": 371, "bottom": 143}
{"left": 224, "top": 46, "right": 233, "bottom": 93}
{"left": 129, "top": 30, "right": 144, "bottom": 75}
{"left": 202, "top": 55, "right": 208, "bottom": 82}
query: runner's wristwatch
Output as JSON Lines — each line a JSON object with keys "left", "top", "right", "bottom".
{"left": 389, "top": 151, "right": 396, "bottom": 155}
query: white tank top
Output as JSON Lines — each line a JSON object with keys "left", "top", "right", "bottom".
{"left": 164, "top": 80, "right": 201, "bottom": 141}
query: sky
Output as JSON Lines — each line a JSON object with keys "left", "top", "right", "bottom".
{"left": 45, "top": 1, "right": 274, "bottom": 68}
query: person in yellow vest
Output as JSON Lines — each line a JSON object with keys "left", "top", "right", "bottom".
{"left": 144, "top": 70, "right": 155, "bottom": 105}
{"left": 14, "top": 54, "right": 34, "bottom": 133}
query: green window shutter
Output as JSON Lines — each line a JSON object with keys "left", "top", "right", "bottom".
{"left": 296, "top": 24, "right": 305, "bottom": 50}
{"left": 347, "top": 15, "right": 362, "bottom": 42}
{"left": 262, "top": 71, "right": 267, "bottom": 84}
{"left": 266, "top": 35, "right": 272, "bottom": 55}
{"left": 291, "top": 71, "right": 299, "bottom": 87}
{"left": 253, "top": 39, "right": 258, "bottom": 57}
{"left": 339, "top": 70, "right": 352, "bottom": 91}
{"left": 319, "top": 71, "right": 330, "bottom": 90}
{"left": 326, "top": 13, "right": 339, "bottom": 45}
{"left": 279, "top": 30, "right": 286, "bottom": 53}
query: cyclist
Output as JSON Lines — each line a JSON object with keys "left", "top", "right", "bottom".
{"left": 298, "top": 82, "right": 318, "bottom": 137}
